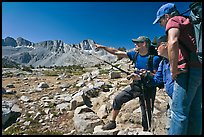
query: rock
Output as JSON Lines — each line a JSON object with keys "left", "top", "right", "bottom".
{"left": 44, "top": 108, "right": 50, "bottom": 114}
{"left": 54, "top": 94, "right": 72, "bottom": 102}
{"left": 117, "top": 128, "right": 139, "bottom": 135}
{"left": 6, "top": 89, "right": 17, "bottom": 94}
{"left": 73, "top": 105, "right": 104, "bottom": 134}
{"left": 90, "top": 69, "right": 99, "bottom": 79}
{"left": 2, "top": 100, "right": 21, "bottom": 129}
{"left": 56, "top": 81, "right": 61, "bottom": 84}
{"left": 6, "top": 83, "right": 15, "bottom": 88}
{"left": 93, "top": 81, "right": 105, "bottom": 89}
{"left": 56, "top": 103, "right": 70, "bottom": 112}
{"left": 64, "top": 130, "right": 76, "bottom": 135}
{"left": 35, "top": 87, "right": 43, "bottom": 92}
{"left": 96, "top": 104, "right": 108, "bottom": 119}
{"left": 93, "top": 125, "right": 119, "bottom": 135}
{"left": 23, "top": 77, "right": 28, "bottom": 80}
{"left": 82, "top": 72, "right": 91, "bottom": 81}
{"left": 23, "top": 121, "right": 31, "bottom": 126}
{"left": 11, "top": 104, "right": 22, "bottom": 112}
{"left": 76, "top": 80, "right": 85, "bottom": 87}
{"left": 59, "top": 83, "right": 70, "bottom": 89}
{"left": 2, "top": 87, "right": 6, "bottom": 94}
{"left": 33, "top": 112, "right": 41, "bottom": 120}
{"left": 109, "top": 71, "right": 121, "bottom": 79}
{"left": 70, "top": 95, "right": 84, "bottom": 110}
{"left": 20, "top": 95, "right": 30, "bottom": 102}
{"left": 38, "top": 82, "right": 49, "bottom": 88}
{"left": 62, "top": 88, "right": 67, "bottom": 91}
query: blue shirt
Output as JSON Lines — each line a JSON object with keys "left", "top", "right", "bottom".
{"left": 127, "top": 51, "right": 161, "bottom": 72}
{"left": 151, "top": 58, "right": 174, "bottom": 98}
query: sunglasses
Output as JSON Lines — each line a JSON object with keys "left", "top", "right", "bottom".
{"left": 134, "top": 41, "right": 144, "bottom": 44}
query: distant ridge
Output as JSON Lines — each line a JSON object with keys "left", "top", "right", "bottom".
{"left": 2, "top": 36, "right": 117, "bottom": 67}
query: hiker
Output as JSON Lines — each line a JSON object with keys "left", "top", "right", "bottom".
{"left": 94, "top": 36, "right": 161, "bottom": 131}
{"left": 153, "top": 3, "right": 202, "bottom": 135}
{"left": 138, "top": 35, "right": 174, "bottom": 133}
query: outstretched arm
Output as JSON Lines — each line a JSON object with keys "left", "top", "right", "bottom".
{"left": 94, "top": 44, "right": 128, "bottom": 58}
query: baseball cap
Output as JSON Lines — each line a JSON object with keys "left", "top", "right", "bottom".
{"left": 132, "top": 36, "right": 151, "bottom": 45}
{"left": 153, "top": 3, "right": 176, "bottom": 24}
{"left": 157, "top": 35, "right": 167, "bottom": 45}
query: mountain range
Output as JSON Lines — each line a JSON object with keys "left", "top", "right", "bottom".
{"left": 2, "top": 37, "right": 118, "bottom": 67}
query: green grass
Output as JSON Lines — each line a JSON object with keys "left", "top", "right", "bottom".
{"left": 42, "top": 65, "right": 86, "bottom": 76}
{"left": 2, "top": 124, "right": 22, "bottom": 135}
{"left": 99, "top": 69, "right": 110, "bottom": 75}
{"left": 43, "top": 70, "right": 59, "bottom": 76}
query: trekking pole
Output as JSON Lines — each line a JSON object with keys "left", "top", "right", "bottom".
{"left": 73, "top": 46, "right": 132, "bottom": 77}
{"left": 139, "top": 72, "right": 154, "bottom": 132}
{"left": 149, "top": 98, "right": 154, "bottom": 132}
{"left": 148, "top": 98, "right": 154, "bottom": 132}
{"left": 88, "top": 52, "right": 131, "bottom": 75}
{"left": 140, "top": 85, "right": 150, "bottom": 131}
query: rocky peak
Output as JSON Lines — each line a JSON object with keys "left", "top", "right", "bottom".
{"left": 16, "top": 37, "right": 34, "bottom": 46}
{"left": 35, "top": 40, "right": 64, "bottom": 47}
{"left": 79, "top": 39, "right": 96, "bottom": 50}
{"left": 2, "top": 37, "right": 117, "bottom": 67}
{"left": 3, "top": 37, "right": 17, "bottom": 47}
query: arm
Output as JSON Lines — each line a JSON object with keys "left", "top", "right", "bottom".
{"left": 167, "top": 28, "right": 180, "bottom": 80}
{"left": 152, "top": 56, "right": 162, "bottom": 74}
{"left": 139, "top": 61, "right": 164, "bottom": 86}
{"left": 94, "top": 44, "right": 128, "bottom": 58}
{"left": 151, "top": 61, "right": 164, "bottom": 86}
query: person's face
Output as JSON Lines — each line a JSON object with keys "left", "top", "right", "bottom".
{"left": 134, "top": 41, "right": 144, "bottom": 51}
{"left": 157, "top": 42, "right": 168, "bottom": 57}
{"left": 159, "top": 14, "right": 169, "bottom": 27}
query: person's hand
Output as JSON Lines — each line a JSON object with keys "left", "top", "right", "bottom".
{"left": 128, "top": 73, "right": 141, "bottom": 81}
{"left": 171, "top": 69, "right": 188, "bottom": 80}
{"left": 139, "top": 69, "right": 147, "bottom": 75}
{"left": 94, "top": 44, "right": 104, "bottom": 49}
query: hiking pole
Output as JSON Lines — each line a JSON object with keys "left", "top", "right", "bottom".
{"left": 149, "top": 98, "right": 154, "bottom": 132}
{"left": 140, "top": 85, "right": 150, "bottom": 132}
{"left": 89, "top": 53, "right": 137, "bottom": 80}
{"left": 139, "top": 70, "right": 154, "bottom": 132}
{"left": 88, "top": 52, "right": 131, "bottom": 76}
{"left": 73, "top": 46, "right": 132, "bottom": 77}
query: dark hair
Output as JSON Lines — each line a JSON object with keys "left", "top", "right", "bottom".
{"left": 169, "top": 9, "right": 180, "bottom": 17}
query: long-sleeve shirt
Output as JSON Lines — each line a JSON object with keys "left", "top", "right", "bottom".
{"left": 151, "top": 58, "right": 174, "bottom": 98}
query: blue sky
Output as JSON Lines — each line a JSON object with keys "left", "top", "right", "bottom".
{"left": 2, "top": 2, "right": 192, "bottom": 49}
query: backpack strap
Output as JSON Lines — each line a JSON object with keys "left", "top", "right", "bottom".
{"left": 178, "top": 39, "right": 198, "bottom": 63}
{"left": 180, "top": 2, "right": 201, "bottom": 16}
{"left": 132, "top": 51, "right": 139, "bottom": 65}
{"left": 147, "top": 55, "right": 154, "bottom": 72}
{"left": 132, "top": 51, "right": 154, "bottom": 72}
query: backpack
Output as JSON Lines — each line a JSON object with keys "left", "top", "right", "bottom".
{"left": 132, "top": 51, "right": 154, "bottom": 73}
{"left": 181, "top": 2, "right": 202, "bottom": 63}
{"left": 132, "top": 51, "right": 164, "bottom": 89}
{"left": 132, "top": 44, "right": 158, "bottom": 72}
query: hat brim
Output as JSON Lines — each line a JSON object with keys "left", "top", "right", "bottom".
{"left": 153, "top": 17, "right": 160, "bottom": 24}
{"left": 132, "top": 39, "right": 143, "bottom": 43}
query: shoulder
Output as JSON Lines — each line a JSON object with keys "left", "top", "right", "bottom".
{"left": 169, "top": 16, "right": 188, "bottom": 23}
{"left": 166, "top": 16, "right": 189, "bottom": 31}
{"left": 127, "top": 51, "right": 137, "bottom": 57}
{"left": 127, "top": 51, "right": 136, "bottom": 55}
{"left": 127, "top": 51, "right": 137, "bottom": 60}
{"left": 153, "top": 55, "right": 161, "bottom": 61}
{"left": 152, "top": 56, "right": 162, "bottom": 66}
